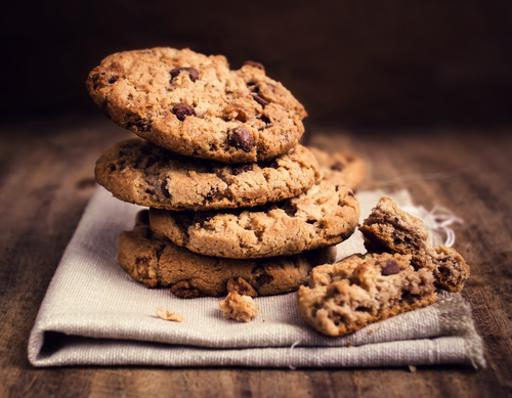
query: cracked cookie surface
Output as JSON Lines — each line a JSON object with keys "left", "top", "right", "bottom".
{"left": 96, "top": 139, "right": 320, "bottom": 211}
{"left": 360, "top": 197, "right": 470, "bottom": 292}
{"left": 149, "top": 181, "right": 359, "bottom": 259}
{"left": 117, "top": 211, "right": 329, "bottom": 298}
{"left": 308, "top": 147, "right": 367, "bottom": 190}
{"left": 87, "top": 47, "right": 306, "bottom": 163}
{"left": 297, "top": 253, "right": 436, "bottom": 336}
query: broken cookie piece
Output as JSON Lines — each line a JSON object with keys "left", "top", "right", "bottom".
{"left": 360, "top": 196, "right": 431, "bottom": 269}
{"left": 297, "top": 253, "right": 436, "bottom": 337}
{"left": 360, "top": 197, "right": 470, "bottom": 292}
{"left": 431, "top": 246, "right": 470, "bottom": 293}
{"left": 220, "top": 292, "right": 258, "bottom": 322}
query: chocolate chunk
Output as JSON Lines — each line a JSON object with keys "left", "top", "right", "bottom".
{"left": 135, "top": 256, "right": 150, "bottom": 266}
{"left": 258, "top": 114, "right": 271, "bottom": 124}
{"left": 171, "top": 281, "right": 201, "bottom": 298}
{"left": 107, "top": 75, "right": 119, "bottom": 84}
{"left": 331, "top": 161, "right": 344, "bottom": 171}
{"left": 90, "top": 73, "right": 104, "bottom": 89}
{"left": 227, "top": 277, "right": 258, "bottom": 297}
{"left": 172, "top": 103, "right": 195, "bottom": 121}
{"left": 125, "top": 117, "right": 152, "bottom": 132}
{"left": 255, "top": 272, "right": 274, "bottom": 287}
{"left": 247, "top": 80, "right": 258, "bottom": 89}
{"left": 282, "top": 203, "right": 298, "bottom": 217}
{"left": 170, "top": 67, "right": 199, "bottom": 82}
{"left": 205, "top": 187, "right": 222, "bottom": 201}
{"left": 243, "top": 60, "right": 265, "bottom": 71}
{"left": 253, "top": 94, "right": 269, "bottom": 106}
{"left": 227, "top": 127, "right": 255, "bottom": 152}
{"left": 381, "top": 260, "right": 401, "bottom": 275}
{"left": 232, "top": 164, "right": 253, "bottom": 175}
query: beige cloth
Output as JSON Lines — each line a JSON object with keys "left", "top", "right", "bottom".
{"left": 27, "top": 187, "right": 485, "bottom": 368}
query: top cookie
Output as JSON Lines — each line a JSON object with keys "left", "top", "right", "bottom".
{"left": 86, "top": 47, "right": 307, "bottom": 163}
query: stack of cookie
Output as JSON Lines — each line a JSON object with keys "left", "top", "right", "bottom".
{"left": 87, "top": 47, "right": 363, "bottom": 299}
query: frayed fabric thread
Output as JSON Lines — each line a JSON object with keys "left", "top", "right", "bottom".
{"left": 288, "top": 340, "right": 302, "bottom": 370}
{"left": 401, "top": 204, "right": 463, "bottom": 247}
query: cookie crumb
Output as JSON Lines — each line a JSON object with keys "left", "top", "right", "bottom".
{"left": 408, "top": 365, "right": 417, "bottom": 373}
{"left": 155, "top": 308, "right": 184, "bottom": 322}
{"left": 219, "top": 292, "right": 258, "bottom": 322}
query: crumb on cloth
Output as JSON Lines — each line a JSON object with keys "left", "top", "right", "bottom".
{"left": 220, "top": 291, "right": 258, "bottom": 322}
{"left": 155, "top": 308, "right": 184, "bottom": 322}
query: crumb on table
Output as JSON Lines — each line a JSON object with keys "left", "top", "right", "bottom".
{"left": 219, "top": 292, "right": 258, "bottom": 322}
{"left": 155, "top": 308, "right": 184, "bottom": 322}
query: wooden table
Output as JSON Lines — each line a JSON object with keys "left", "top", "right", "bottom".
{"left": 1, "top": 116, "right": 511, "bottom": 397}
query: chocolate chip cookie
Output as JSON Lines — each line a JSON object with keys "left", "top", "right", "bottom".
{"left": 95, "top": 139, "right": 320, "bottom": 211}
{"left": 117, "top": 210, "right": 334, "bottom": 298}
{"left": 360, "top": 197, "right": 470, "bottom": 292}
{"left": 297, "top": 253, "right": 437, "bottom": 337}
{"left": 309, "top": 147, "right": 367, "bottom": 190}
{"left": 87, "top": 47, "right": 307, "bottom": 163}
{"left": 148, "top": 181, "right": 359, "bottom": 259}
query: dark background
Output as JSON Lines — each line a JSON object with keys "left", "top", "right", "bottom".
{"left": 2, "top": 0, "right": 512, "bottom": 127}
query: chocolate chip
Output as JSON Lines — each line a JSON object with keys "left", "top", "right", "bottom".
{"left": 258, "top": 114, "right": 271, "bottom": 124}
{"left": 135, "top": 256, "right": 150, "bottom": 266}
{"left": 205, "top": 187, "right": 222, "bottom": 202}
{"left": 247, "top": 80, "right": 258, "bottom": 89}
{"left": 161, "top": 179, "right": 170, "bottom": 198}
{"left": 227, "top": 127, "right": 255, "bottom": 152}
{"left": 253, "top": 94, "right": 269, "bottom": 106}
{"left": 125, "top": 117, "right": 152, "bottom": 132}
{"left": 282, "top": 203, "right": 298, "bottom": 217}
{"left": 260, "top": 158, "right": 279, "bottom": 169}
{"left": 251, "top": 265, "right": 274, "bottom": 287}
{"left": 255, "top": 272, "right": 273, "bottom": 287}
{"left": 232, "top": 164, "right": 253, "bottom": 175}
{"left": 171, "top": 281, "right": 201, "bottom": 298}
{"left": 381, "top": 260, "right": 401, "bottom": 275}
{"left": 172, "top": 103, "right": 195, "bottom": 121}
{"left": 107, "top": 75, "right": 119, "bottom": 84}
{"left": 243, "top": 60, "right": 265, "bottom": 71}
{"left": 90, "top": 73, "right": 103, "bottom": 89}
{"left": 331, "top": 161, "right": 344, "bottom": 171}
{"left": 170, "top": 67, "right": 199, "bottom": 82}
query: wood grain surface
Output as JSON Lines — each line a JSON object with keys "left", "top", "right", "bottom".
{"left": 0, "top": 116, "right": 511, "bottom": 397}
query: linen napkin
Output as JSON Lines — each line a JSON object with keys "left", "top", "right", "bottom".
{"left": 28, "top": 187, "right": 485, "bottom": 368}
